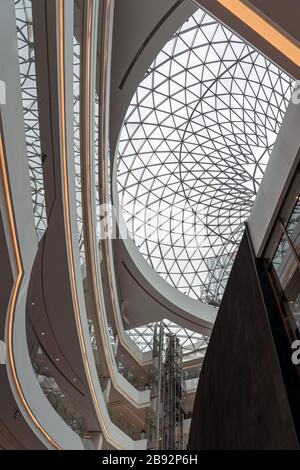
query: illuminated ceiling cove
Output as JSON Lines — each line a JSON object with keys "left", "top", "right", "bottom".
{"left": 117, "top": 7, "right": 294, "bottom": 304}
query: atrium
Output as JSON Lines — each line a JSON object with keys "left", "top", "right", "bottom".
{"left": 0, "top": 0, "right": 300, "bottom": 452}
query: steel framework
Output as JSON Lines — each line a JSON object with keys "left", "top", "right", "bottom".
{"left": 127, "top": 319, "right": 209, "bottom": 355}
{"left": 117, "top": 7, "right": 294, "bottom": 304}
{"left": 15, "top": 0, "right": 47, "bottom": 240}
{"left": 149, "top": 323, "right": 184, "bottom": 450}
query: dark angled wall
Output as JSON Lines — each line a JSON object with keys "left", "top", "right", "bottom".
{"left": 188, "top": 230, "right": 299, "bottom": 450}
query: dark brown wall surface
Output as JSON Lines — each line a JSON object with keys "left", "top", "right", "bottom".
{"left": 249, "top": 0, "right": 300, "bottom": 43}
{"left": 188, "top": 231, "right": 299, "bottom": 450}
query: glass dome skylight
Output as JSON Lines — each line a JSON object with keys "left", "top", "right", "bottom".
{"left": 117, "top": 7, "right": 294, "bottom": 304}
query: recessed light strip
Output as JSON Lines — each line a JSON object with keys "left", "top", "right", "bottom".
{"left": 58, "top": 0, "right": 123, "bottom": 450}
{"left": 81, "top": 0, "right": 148, "bottom": 410}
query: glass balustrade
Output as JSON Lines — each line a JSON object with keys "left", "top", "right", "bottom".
{"left": 27, "top": 318, "right": 87, "bottom": 440}
{"left": 270, "top": 197, "right": 300, "bottom": 333}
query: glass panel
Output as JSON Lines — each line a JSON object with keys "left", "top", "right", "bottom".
{"left": 272, "top": 234, "right": 300, "bottom": 332}
{"left": 183, "top": 365, "right": 200, "bottom": 381}
{"left": 286, "top": 198, "right": 300, "bottom": 257}
{"left": 284, "top": 269, "right": 300, "bottom": 332}
{"left": 288, "top": 282, "right": 300, "bottom": 331}
{"left": 272, "top": 234, "right": 291, "bottom": 276}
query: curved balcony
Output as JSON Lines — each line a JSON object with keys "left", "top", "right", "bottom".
{"left": 0, "top": 0, "right": 86, "bottom": 449}
{"left": 97, "top": 2, "right": 156, "bottom": 371}
{"left": 73, "top": 0, "right": 151, "bottom": 412}
{"left": 27, "top": 0, "right": 147, "bottom": 449}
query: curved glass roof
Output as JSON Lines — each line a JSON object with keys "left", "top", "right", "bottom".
{"left": 117, "top": 7, "right": 294, "bottom": 304}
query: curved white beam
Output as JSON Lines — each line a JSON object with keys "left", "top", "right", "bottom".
{"left": 0, "top": 0, "right": 83, "bottom": 449}
{"left": 31, "top": 0, "right": 146, "bottom": 450}
{"left": 56, "top": 0, "right": 146, "bottom": 449}
{"left": 98, "top": 0, "right": 156, "bottom": 368}
{"left": 80, "top": 0, "right": 150, "bottom": 409}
